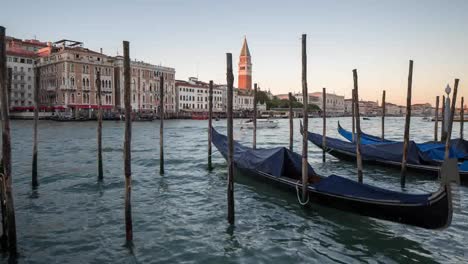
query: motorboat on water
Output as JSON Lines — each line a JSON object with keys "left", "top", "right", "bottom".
{"left": 240, "top": 119, "right": 278, "bottom": 129}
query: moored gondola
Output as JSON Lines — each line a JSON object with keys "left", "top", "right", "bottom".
{"left": 211, "top": 128, "right": 455, "bottom": 229}
{"left": 303, "top": 125, "right": 468, "bottom": 183}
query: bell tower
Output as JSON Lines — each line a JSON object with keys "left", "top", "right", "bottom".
{"left": 238, "top": 37, "right": 252, "bottom": 90}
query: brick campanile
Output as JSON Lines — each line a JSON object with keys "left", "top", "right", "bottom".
{"left": 238, "top": 37, "right": 252, "bottom": 90}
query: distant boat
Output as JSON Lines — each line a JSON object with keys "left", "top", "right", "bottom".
{"left": 240, "top": 119, "right": 278, "bottom": 129}
{"left": 363, "top": 117, "right": 370, "bottom": 120}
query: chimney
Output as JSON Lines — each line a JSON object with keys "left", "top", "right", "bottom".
{"left": 100, "top": 48, "right": 103, "bottom": 54}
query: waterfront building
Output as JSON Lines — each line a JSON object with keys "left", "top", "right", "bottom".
{"left": 176, "top": 77, "right": 224, "bottom": 112}
{"left": 293, "top": 92, "right": 345, "bottom": 115}
{"left": 386, "top": 102, "right": 404, "bottom": 116}
{"left": 35, "top": 40, "right": 115, "bottom": 114}
{"left": 411, "top": 103, "right": 433, "bottom": 116}
{"left": 176, "top": 77, "right": 255, "bottom": 113}
{"left": 113, "top": 57, "right": 176, "bottom": 113}
{"left": 5, "top": 37, "right": 48, "bottom": 110}
{"left": 238, "top": 37, "right": 252, "bottom": 90}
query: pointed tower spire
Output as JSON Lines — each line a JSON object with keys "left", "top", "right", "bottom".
{"left": 240, "top": 36, "right": 251, "bottom": 57}
{"left": 238, "top": 36, "right": 252, "bottom": 90}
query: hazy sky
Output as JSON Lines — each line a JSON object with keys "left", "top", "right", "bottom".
{"left": 3, "top": 0, "right": 467, "bottom": 105}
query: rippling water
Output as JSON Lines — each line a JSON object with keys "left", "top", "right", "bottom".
{"left": 4, "top": 117, "right": 468, "bottom": 263}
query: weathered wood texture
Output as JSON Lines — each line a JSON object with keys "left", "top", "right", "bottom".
{"left": 226, "top": 53, "right": 235, "bottom": 224}
{"left": 96, "top": 71, "right": 103, "bottom": 181}
{"left": 401, "top": 60, "right": 413, "bottom": 188}
{"left": 301, "top": 34, "right": 308, "bottom": 202}
{"left": 123, "top": 41, "right": 133, "bottom": 242}
{"left": 353, "top": 70, "right": 363, "bottom": 183}
{"left": 445, "top": 79, "right": 459, "bottom": 159}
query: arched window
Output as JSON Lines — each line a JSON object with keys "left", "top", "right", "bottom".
{"left": 71, "top": 77, "right": 75, "bottom": 86}
{"left": 109, "top": 81, "right": 112, "bottom": 89}
{"left": 143, "top": 83, "right": 145, "bottom": 92}
{"left": 102, "top": 80, "right": 105, "bottom": 88}
{"left": 71, "top": 93, "right": 75, "bottom": 103}
{"left": 86, "top": 78, "right": 89, "bottom": 87}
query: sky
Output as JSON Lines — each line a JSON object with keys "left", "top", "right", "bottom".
{"left": 3, "top": 0, "right": 468, "bottom": 105}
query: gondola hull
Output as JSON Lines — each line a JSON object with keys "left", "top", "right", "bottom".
{"left": 310, "top": 138, "right": 468, "bottom": 185}
{"left": 236, "top": 167, "right": 451, "bottom": 229}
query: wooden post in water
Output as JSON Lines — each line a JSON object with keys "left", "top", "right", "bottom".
{"left": 441, "top": 95, "right": 446, "bottom": 142}
{"left": 226, "top": 53, "right": 235, "bottom": 224}
{"left": 159, "top": 74, "right": 164, "bottom": 175}
{"left": 253, "top": 83, "right": 257, "bottom": 149}
{"left": 434, "top": 96, "right": 439, "bottom": 141}
{"left": 401, "top": 60, "right": 413, "bottom": 188}
{"left": 7, "top": 68, "right": 11, "bottom": 115}
{"left": 351, "top": 90, "right": 355, "bottom": 142}
{"left": 32, "top": 67, "right": 40, "bottom": 188}
{"left": 460, "top": 97, "right": 464, "bottom": 140}
{"left": 445, "top": 79, "right": 459, "bottom": 159}
{"left": 96, "top": 71, "right": 103, "bottom": 181}
{"left": 208, "top": 80, "right": 213, "bottom": 170}
{"left": 381, "top": 90, "right": 386, "bottom": 141}
{"left": 353, "top": 70, "right": 363, "bottom": 183}
{"left": 123, "top": 41, "right": 133, "bottom": 242}
{"left": 322, "top": 87, "right": 326, "bottom": 162}
{"left": 0, "top": 25, "right": 17, "bottom": 255}
{"left": 288, "top": 92, "right": 293, "bottom": 151}
{"left": 301, "top": 34, "right": 308, "bottom": 202}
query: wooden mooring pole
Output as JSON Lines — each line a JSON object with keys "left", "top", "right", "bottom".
{"left": 288, "top": 92, "right": 293, "bottom": 151}
{"left": 208, "top": 80, "right": 213, "bottom": 170}
{"left": 301, "top": 34, "right": 308, "bottom": 202}
{"left": 460, "top": 97, "right": 464, "bottom": 140}
{"left": 351, "top": 89, "right": 356, "bottom": 142}
{"left": 434, "top": 96, "right": 439, "bottom": 141}
{"left": 96, "top": 71, "right": 103, "bottom": 181}
{"left": 381, "top": 90, "right": 386, "bottom": 141}
{"left": 159, "top": 74, "right": 164, "bottom": 175}
{"left": 0, "top": 25, "right": 17, "bottom": 255}
{"left": 401, "top": 60, "right": 413, "bottom": 188}
{"left": 123, "top": 41, "right": 133, "bottom": 242}
{"left": 441, "top": 95, "right": 446, "bottom": 142}
{"left": 322, "top": 87, "right": 326, "bottom": 162}
{"left": 353, "top": 70, "right": 363, "bottom": 183}
{"left": 226, "top": 53, "right": 235, "bottom": 224}
{"left": 445, "top": 79, "right": 459, "bottom": 159}
{"left": 253, "top": 83, "right": 257, "bottom": 149}
{"left": 32, "top": 67, "right": 40, "bottom": 188}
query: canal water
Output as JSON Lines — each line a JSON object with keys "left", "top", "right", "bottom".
{"left": 5, "top": 117, "right": 468, "bottom": 263}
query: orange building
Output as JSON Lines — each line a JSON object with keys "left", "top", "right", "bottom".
{"left": 238, "top": 37, "right": 252, "bottom": 90}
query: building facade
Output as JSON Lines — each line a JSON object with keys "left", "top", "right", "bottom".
{"left": 176, "top": 77, "right": 224, "bottom": 112}
{"left": 5, "top": 37, "right": 48, "bottom": 110}
{"left": 113, "top": 57, "right": 176, "bottom": 113}
{"left": 35, "top": 40, "right": 115, "bottom": 113}
{"left": 238, "top": 37, "right": 252, "bottom": 90}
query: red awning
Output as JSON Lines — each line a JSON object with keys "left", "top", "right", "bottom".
{"left": 68, "top": 104, "right": 113, "bottom": 109}
{"left": 11, "top": 106, "right": 34, "bottom": 111}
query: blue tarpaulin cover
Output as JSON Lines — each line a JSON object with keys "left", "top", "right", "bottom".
{"left": 308, "top": 131, "right": 432, "bottom": 164}
{"left": 211, "top": 128, "right": 316, "bottom": 180}
{"left": 337, "top": 122, "right": 466, "bottom": 160}
{"left": 212, "top": 128, "right": 431, "bottom": 204}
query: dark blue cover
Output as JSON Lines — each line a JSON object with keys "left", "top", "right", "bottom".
{"left": 212, "top": 128, "right": 431, "bottom": 205}
{"left": 211, "top": 128, "right": 316, "bottom": 179}
{"left": 308, "top": 131, "right": 430, "bottom": 164}
{"left": 314, "top": 175, "right": 430, "bottom": 204}
{"left": 337, "top": 122, "right": 465, "bottom": 160}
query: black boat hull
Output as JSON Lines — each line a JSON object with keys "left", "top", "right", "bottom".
{"left": 311, "top": 140, "right": 468, "bottom": 185}
{"left": 236, "top": 167, "right": 451, "bottom": 230}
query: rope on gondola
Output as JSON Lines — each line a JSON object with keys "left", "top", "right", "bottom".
{"left": 296, "top": 180, "right": 309, "bottom": 205}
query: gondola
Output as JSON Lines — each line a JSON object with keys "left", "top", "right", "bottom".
{"left": 211, "top": 128, "right": 455, "bottom": 229}
{"left": 303, "top": 125, "right": 468, "bottom": 183}
{"left": 337, "top": 121, "right": 468, "bottom": 161}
